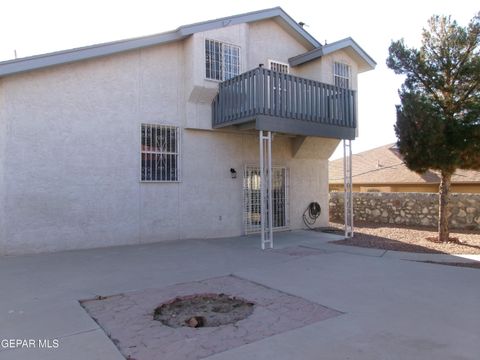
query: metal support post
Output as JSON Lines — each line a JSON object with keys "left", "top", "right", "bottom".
{"left": 343, "top": 139, "right": 354, "bottom": 238}
{"left": 259, "top": 130, "right": 273, "bottom": 249}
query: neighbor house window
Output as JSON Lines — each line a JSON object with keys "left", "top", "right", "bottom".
{"left": 205, "top": 39, "right": 240, "bottom": 81}
{"left": 141, "top": 124, "right": 180, "bottom": 182}
{"left": 334, "top": 62, "right": 351, "bottom": 89}
{"left": 268, "top": 60, "right": 289, "bottom": 74}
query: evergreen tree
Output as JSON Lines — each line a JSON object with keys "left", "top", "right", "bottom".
{"left": 387, "top": 12, "right": 480, "bottom": 242}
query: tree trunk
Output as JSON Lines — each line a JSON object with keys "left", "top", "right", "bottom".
{"left": 438, "top": 171, "right": 452, "bottom": 242}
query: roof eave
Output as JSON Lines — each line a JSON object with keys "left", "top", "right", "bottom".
{"left": 0, "top": 7, "right": 320, "bottom": 78}
{"left": 178, "top": 7, "right": 320, "bottom": 48}
{"left": 0, "top": 31, "right": 184, "bottom": 77}
{"left": 289, "top": 37, "right": 376, "bottom": 72}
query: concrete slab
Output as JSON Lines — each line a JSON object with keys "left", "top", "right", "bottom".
{"left": 205, "top": 313, "right": 476, "bottom": 360}
{"left": 0, "top": 299, "right": 97, "bottom": 341}
{"left": 234, "top": 253, "right": 480, "bottom": 359}
{"left": 0, "top": 329, "right": 124, "bottom": 360}
{"left": 383, "top": 250, "right": 480, "bottom": 263}
{"left": 272, "top": 230, "right": 389, "bottom": 257}
{"left": 0, "top": 231, "right": 479, "bottom": 359}
{"left": 0, "top": 236, "right": 291, "bottom": 304}
{"left": 306, "top": 242, "right": 388, "bottom": 257}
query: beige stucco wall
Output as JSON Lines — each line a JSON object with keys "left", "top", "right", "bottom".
{"left": 452, "top": 184, "right": 480, "bottom": 193}
{"left": 247, "top": 19, "right": 308, "bottom": 71}
{"left": 0, "top": 79, "right": 6, "bottom": 254}
{"left": 296, "top": 49, "right": 359, "bottom": 90}
{"left": 0, "top": 19, "right": 350, "bottom": 254}
{"left": 2, "top": 51, "right": 144, "bottom": 254}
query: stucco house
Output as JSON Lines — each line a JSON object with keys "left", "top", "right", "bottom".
{"left": 329, "top": 143, "right": 480, "bottom": 193}
{"left": 0, "top": 7, "right": 375, "bottom": 255}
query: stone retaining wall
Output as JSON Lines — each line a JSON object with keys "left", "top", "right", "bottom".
{"left": 329, "top": 192, "right": 480, "bottom": 230}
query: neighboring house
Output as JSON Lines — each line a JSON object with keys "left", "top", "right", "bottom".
{"left": 329, "top": 143, "right": 480, "bottom": 193}
{"left": 0, "top": 7, "right": 375, "bottom": 255}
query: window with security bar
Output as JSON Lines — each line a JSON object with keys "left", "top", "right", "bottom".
{"left": 141, "top": 124, "right": 180, "bottom": 182}
{"left": 205, "top": 39, "right": 240, "bottom": 81}
{"left": 268, "top": 60, "right": 289, "bottom": 74}
{"left": 334, "top": 62, "right": 352, "bottom": 89}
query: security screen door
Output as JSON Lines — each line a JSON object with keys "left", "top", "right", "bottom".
{"left": 243, "top": 166, "right": 289, "bottom": 234}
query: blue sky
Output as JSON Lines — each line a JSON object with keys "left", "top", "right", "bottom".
{"left": 1, "top": 0, "right": 478, "bottom": 159}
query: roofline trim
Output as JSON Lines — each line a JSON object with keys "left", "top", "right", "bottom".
{"left": 289, "top": 37, "right": 376, "bottom": 71}
{"left": 0, "top": 7, "right": 320, "bottom": 77}
{"left": 0, "top": 31, "right": 184, "bottom": 77}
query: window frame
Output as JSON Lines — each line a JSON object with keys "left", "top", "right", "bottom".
{"left": 333, "top": 62, "right": 352, "bottom": 89}
{"left": 140, "top": 123, "right": 181, "bottom": 183}
{"left": 204, "top": 38, "right": 241, "bottom": 82}
{"left": 268, "top": 59, "right": 290, "bottom": 74}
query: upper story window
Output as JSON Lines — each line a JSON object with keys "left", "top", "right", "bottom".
{"left": 141, "top": 124, "right": 180, "bottom": 182}
{"left": 205, "top": 39, "right": 240, "bottom": 81}
{"left": 334, "top": 62, "right": 352, "bottom": 89}
{"left": 268, "top": 60, "right": 289, "bottom": 74}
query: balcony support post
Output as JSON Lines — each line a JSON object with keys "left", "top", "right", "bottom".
{"left": 260, "top": 130, "right": 273, "bottom": 249}
{"left": 343, "top": 139, "right": 354, "bottom": 238}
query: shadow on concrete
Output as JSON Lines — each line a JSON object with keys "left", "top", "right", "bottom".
{"left": 318, "top": 221, "right": 480, "bottom": 269}
{"left": 328, "top": 229, "right": 447, "bottom": 254}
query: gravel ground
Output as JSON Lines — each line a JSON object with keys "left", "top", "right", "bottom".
{"left": 328, "top": 221, "right": 480, "bottom": 255}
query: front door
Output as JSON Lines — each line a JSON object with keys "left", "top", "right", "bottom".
{"left": 243, "top": 166, "right": 289, "bottom": 234}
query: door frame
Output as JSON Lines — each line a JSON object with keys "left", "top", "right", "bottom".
{"left": 243, "top": 164, "right": 289, "bottom": 234}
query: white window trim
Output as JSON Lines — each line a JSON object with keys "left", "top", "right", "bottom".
{"left": 140, "top": 124, "right": 181, "bottom": 183}
{"left": 268, "top": 59, "right": 290, "bottom": 74}
{"left": 333, "top": 61, "right": 352, "bottom": 89}
{"left": 204, "top": 38, "right": 241, "bottom": 82}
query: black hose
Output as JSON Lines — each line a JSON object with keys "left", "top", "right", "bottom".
{"left": 303, "top": 202, "right": 321, "bottom": 229}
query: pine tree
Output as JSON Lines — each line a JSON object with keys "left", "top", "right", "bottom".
{"left": 387, "top": 12, "right": 480, "bottom": 242}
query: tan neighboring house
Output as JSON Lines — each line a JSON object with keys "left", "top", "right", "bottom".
{"left": 329, "top": 144, "right": 480, "bottom": 193}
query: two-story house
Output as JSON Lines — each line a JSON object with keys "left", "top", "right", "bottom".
{"left": 0, "top": 7, "right": 375, "bottom": 254}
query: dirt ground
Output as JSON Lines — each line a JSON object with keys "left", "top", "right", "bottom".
{"left": 153, "top": 293, "right": 254, "bottom": 328}
{"left": 327, "top": 221, "right": 480, "bottom": 255}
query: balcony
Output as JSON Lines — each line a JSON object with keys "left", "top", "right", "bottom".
{"left": 212, "top": 67, "right": 357, "bottom": 139}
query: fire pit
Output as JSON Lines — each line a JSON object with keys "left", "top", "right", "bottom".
{"left": 153, "top": 293, "right": 254, "bottom": 328}
{"left": 81, "top": 276, "right": 342, "bottom": 360}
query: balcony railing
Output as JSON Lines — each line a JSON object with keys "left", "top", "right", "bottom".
{"left": 212, "top": 67, "right": 356, "bottom": 135}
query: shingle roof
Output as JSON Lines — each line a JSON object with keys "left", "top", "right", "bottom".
{"left": 329, "top": 143, "right": 480, "bottom": 184}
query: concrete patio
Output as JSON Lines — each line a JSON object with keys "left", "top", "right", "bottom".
{"left": 0, "top": 230, "right": 479, "bottom": 360}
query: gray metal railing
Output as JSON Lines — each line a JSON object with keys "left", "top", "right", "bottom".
{"left": 212, "top": 67, "right": 356, "bottom": 129}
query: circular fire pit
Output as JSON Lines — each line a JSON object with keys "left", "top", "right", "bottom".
{"left": 153, "top": 293, "right": 254, "bottom": 328}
